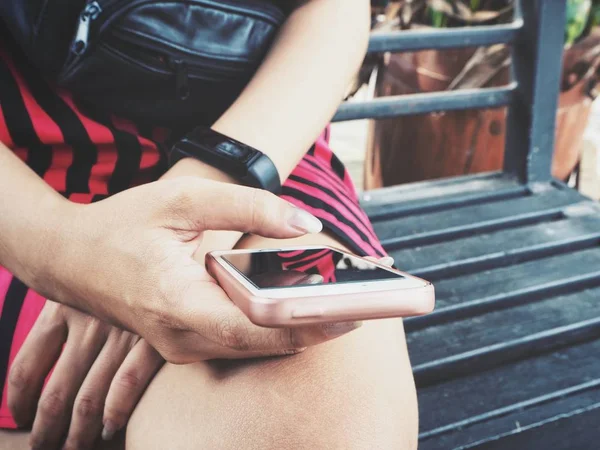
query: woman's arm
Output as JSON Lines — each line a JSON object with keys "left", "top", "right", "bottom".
{"left": 168, "top": 0, "right": 370, "bottom": 180}
{"left": 0, "top": 143, "right": 73, "bottom": 291}
{"left": 1, "top": 0, "right": 370, "bottom": 287}
{"left": 212, "top": 0, "right": 371, "bottom": 176}
{"left": 0, "top": 138, "right": 329, "bottom": 354}
{"left": 164, "top": 0, "right": 370, "bottom": 253}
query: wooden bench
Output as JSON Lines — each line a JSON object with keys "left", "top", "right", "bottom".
{"left": 335, "top": 1, "right": 600, "bottom": 448}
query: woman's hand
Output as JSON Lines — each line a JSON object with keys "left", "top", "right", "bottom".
{"left": 7, "top": 257, "right": 392, "bottom": 449}
{"left": 7, "top": 301, "right": 162, "bottom": 450}
{"left": 33, "top": 176, "right": 357, "bottom": 364}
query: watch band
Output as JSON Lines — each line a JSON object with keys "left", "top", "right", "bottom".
{"left": 168, "top": 127, "right": 282, "bottom": 194}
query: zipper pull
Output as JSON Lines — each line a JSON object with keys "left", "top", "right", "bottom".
{"left": 72, "top": 1, "right": 103, "bottom": 55}
{"left": 170, "top": 59, "right": 190, "bottom": 100}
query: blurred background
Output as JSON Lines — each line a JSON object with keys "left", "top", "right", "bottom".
{"left": 331, "top": 0, "right": 600, "bottom": 196}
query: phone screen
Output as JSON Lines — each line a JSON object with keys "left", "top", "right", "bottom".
{"left": 222, "top": 248, "right": 403, "bottom": 289}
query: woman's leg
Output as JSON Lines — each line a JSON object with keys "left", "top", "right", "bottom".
{"left": 126, "top": 232, "right": 418, "bottom": 450}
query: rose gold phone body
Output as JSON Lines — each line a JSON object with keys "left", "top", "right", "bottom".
{"left": 206, "top": 246, "right": 435, "bottom": 327}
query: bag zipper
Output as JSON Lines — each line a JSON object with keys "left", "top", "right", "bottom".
{"left": 72, "top": 1, "right": 103, "bottom": 55}
{"left": 71, "top": 0, "right": 284, "bottom": 58}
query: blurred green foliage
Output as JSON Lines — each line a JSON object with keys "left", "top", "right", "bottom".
{"left": 566, "top": 0, "right": 592, "bottom": 46}
{"left": 414, "top": 0, "right": 600, "bottom": 46}
{"left": 590, "top": 0, "right": 600, "bottom": 27}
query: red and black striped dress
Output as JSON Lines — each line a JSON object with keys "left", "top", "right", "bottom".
{"left": 0, "top": 42, "right": 386, "bottom": 428}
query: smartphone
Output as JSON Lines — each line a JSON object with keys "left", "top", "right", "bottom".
{"left": 206, "top": 246, "right": 434, "bottom": 327}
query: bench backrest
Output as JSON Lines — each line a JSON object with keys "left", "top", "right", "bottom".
{"left": 333, "top": 0, "right": 567, "bottom": 185}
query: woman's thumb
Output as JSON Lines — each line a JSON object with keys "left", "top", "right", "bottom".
{"left": 163, "top": 177, "right": 322, "bottom": 238}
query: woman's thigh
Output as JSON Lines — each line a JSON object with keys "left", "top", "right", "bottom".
{"left": 125, "top": 232, "right": 418, "bottom": 450}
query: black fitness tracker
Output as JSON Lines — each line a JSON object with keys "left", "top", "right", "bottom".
{"left": 168, "top": 127, "right": 282, "bottom": 195}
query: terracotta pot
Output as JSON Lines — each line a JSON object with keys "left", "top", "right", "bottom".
{"left": 365, "top": 37, "right": 600, "bottom": 189}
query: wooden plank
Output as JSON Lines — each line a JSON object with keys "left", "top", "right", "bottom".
{"left": 367, "top": 185, "right": 526, "bottom": 222}
{"left": 463, "top": 403, "right": 600, "bottom": 450}
{"left": 365, "top": 23, "right": 521, "bottom": 54}
{"left": 407, "top": 286, "right": 600, "bottom": 367}
{"left": 414, "top": 317, "right": 600, "bottom": 388}
{"left": 421, "top": 379, "right": 600, "bottom": 442}
{"left": 372, "top": 186, "right": 581, "bottom": 246}
{"left": 405, "top": 246, "right": 600, "bottom": 330}
{"left": 333, "top": 86, "right": 515, "bottom": 122}
{"left": 417, "top": 339, "right": 600, "bottom": 436}
{"left": 420, "top": 387, "right": 600, "bottom": 449}
{"left": 360, "top": 172, "right": 512, "bottom": 211}
{"left": 391, "top": 213, "right": 600, "bottom": 277}
{"left": 429, "top": 246, "right": 600, "bottom": 309}
{"left": 362, "top": 179, "right": 527, "bottom": 221}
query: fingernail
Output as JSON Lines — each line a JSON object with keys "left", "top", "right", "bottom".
{"left": 380, "top": 256, "right": 395, "bottom": 267}
{"left": 102, "top": 420, "right": 118, "bottom": 441}
{"left": 323, "top": 321, "right": 362, "bottom": 338}
{"left": 288, "top": 207, "right": 323, "bottom": 234}
{"left": 302, "top": 274, "right": 324, "bottom": 285}
{"left": 282, "top": 347, "right": 307, "bottom": 356}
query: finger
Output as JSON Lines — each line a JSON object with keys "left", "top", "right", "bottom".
{"left": 173, "top": 281, "right": 361, "bottom": 361}
{"left": 63, "top": 331, "right": 136, "bottom": 450}
{"left": 29, "top": 320, "right": 107, "bottom": 450}
{"left": 7, "top": 302, "right": 67, "bottom": 427}
{"left": 102, "top": 340, "right": 163, "bottom": 440}
{"left": 164, "top": 177, "right": 322, "bottom": 237}
{"left": 365, "top": 255, "right": 395, "bottom": 267}
{"left": 175, "top": 320, "right": 360, "bottom": 361}
{"left": 207, "top": 346, "right": 308, "bottom": 360}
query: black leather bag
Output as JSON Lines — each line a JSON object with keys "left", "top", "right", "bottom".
{"left": 0, "top": 0, "right": 285, "bottom": 127}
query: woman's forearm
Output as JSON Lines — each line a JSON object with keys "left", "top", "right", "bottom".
{"left": 0, "top": 143, "right": 73, "bottom": 291}
{"left": 211, "top": 0, "right": 371, "bottom": 178}
{"left": 164, "top": 0, "right": 369, "bottom": 255}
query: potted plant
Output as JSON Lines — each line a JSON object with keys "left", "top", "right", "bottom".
{"left": 359, "top": 0, "right": 600, "bottom": 189}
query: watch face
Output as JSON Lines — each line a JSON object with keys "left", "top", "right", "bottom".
{"left": 215, "top": 140, "right": 253, "bottom": 162}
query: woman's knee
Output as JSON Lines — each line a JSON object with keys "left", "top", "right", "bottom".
{"left": 126, "top": 233, "right": 417, "bottom": 449}
{"left": 126, "top": 318, "right": 417, "bottom": 450}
